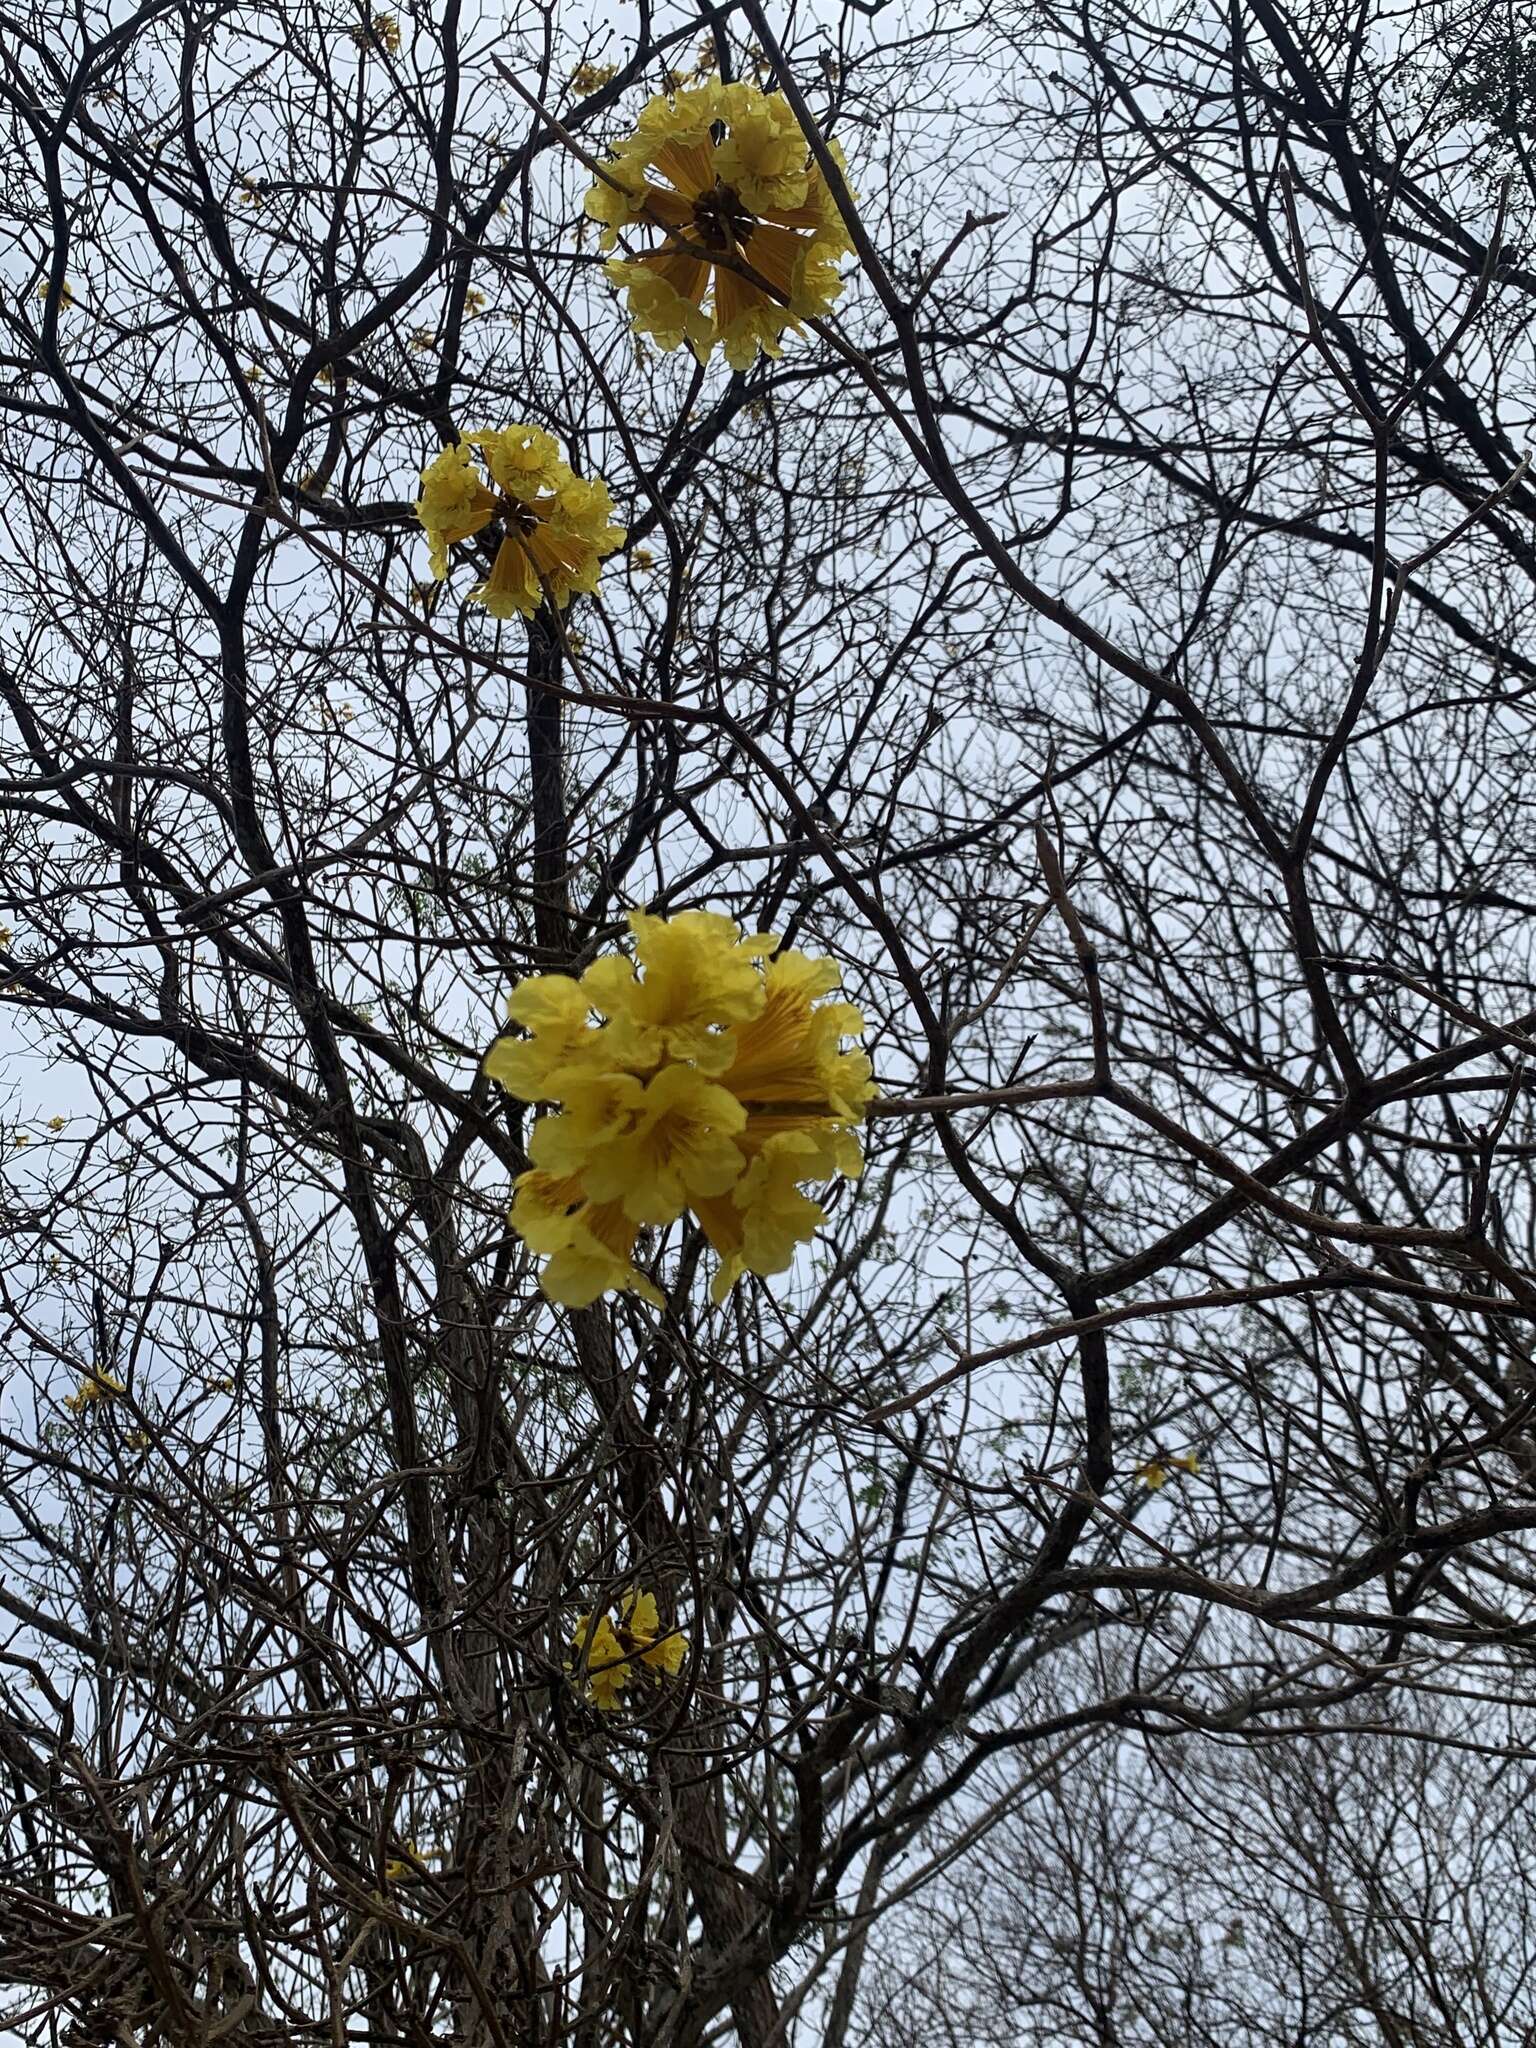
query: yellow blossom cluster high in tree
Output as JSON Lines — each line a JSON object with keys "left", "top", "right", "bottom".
{"left": 568, "top": 1589, "right": 687, "bottom": 1712}
{"left": 584, "top": 80, "right": 853, "bottom": 369}
{"left": 63, "top": 1368, "right": 125, "bottom": 1417}
{"left": 484, "top": 910, "right": 874, "bottom": 1306}
{"left": 1135, "top": 1452, "right": 1200, "bottom": 1492}
{"left": 413, "top": 423, "right": 624, "bottom": 619}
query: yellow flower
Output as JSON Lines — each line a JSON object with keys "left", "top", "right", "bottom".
{"left": 693, "top": 1127, "right": 846, "bottom": 1304}
{"left": 716, "top": 945, "right": 873, "bottom": 1119}
{"left": 486, "top": 911, "right": 872, "bottom": 1304}
{"left": 349, "top": 11, "right": 399, "bottom": 51}
{"left": 35, "top": 279, "right": 75, "bottom": 307}
{"left": 569, "top": 1611, "right": 632, "bottom": 1710}
{"left": 483, "top": 971, "right": 609, "bottom": 1100}
{"left": 413, "top": 426, "right": 624, "bottom": 618}
{"left": 0, "top": 928, "right": 11, "bottom": 946}
{"left": 534, "top": 1065, "right": 748, "bottom": 1226}
{"left": 63, "top": 1369, "right": 125, "bottom": 1416}
{"left": 545, "top": 1200, "right": 665, "bottom": 1310}
{"left": 47, "top": 1116, "right": 65, "bottom": 1132}
{"left": 584, "top": 80, "right": 853, "bottom": 368}
{"left": 414, "top": 441, "right": 495, "bottom": 578}
{"left": 570, "top": 60, "right": 618, "bottom": 94}
{"left": 581, "top": 910, "right": 774, "bottom": 1073}
{"left": 12, "top": 1132, "right": 27, "bottom": 1148}
{"left": 525, "top": 1070, "right": 649, "bottom": 1178}
{"left": 1136, "top": 1453, "right": 1200, "bottom": 1492}
{"left": 510, "top": 1168, "right": 595, "bottom": 1252}
{"left": 410, "top": 327, "right": 436, "bottom": 351}
{"left": 620, "top": 1587, "right": 688, "bottom": 1674}
{"left": 569, "top": 1589, "right": 687, "bottom": 1708}
{"left": 472, "top": 423, "right": 563, "bottom": 495}
{"left": 464, "top": 288, "right": 487, "bottom": 317}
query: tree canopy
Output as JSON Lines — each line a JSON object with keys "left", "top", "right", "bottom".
{"left": 4, "top": 1, "right": 1536, "bottom": 2042}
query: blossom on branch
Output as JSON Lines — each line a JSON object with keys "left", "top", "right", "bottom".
{"left": 583, "top": 81, "right": 854, "bottom": 370}
{"left": 63, "top": 1369, "right": 126, "bottom": 1417}
{"left": 570, "top": 60, "right": 618, "bottom": 95}
{"left": 568, "top": 1588, "right": 687, "bottom": 1711}
{"left": 348, "top": 11, "right": 399, "bottom": 53}
{"left": 485, "top": 911, "right": 874, "bottom": 1305}
{"left": 1136, "top": 1453, "right": 1200, "bottom": 1491}
{"left": 413, "top": 426, "right": 625, "bottom": 619}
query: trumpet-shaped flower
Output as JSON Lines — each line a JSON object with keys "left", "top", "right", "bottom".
{"left": 482, "top": 973, "right": 610, "bottom": 1101}
{"left": 468, "top": 424, "right": 564, "bottom": 497}
{"left": 692, "top": 1121, "right": 864, "bottom": 1303}
{"left": 583, "top": 909, "right": 776, "bottom": 1073}
{"left": 486, "top": 909, "right": 873, "bottom": 1305}
{"left": 511, "top": 1171, "right": 664, "bottom": 1308}
{"left": 569, "top": 1588, "right": 687, "bottom": 1709}
{"left": 574, "top": 1065, "right": 748, "bottom": 1225}
{"left": 717, "top": 946, "right": 874, "bottom": 1120}
{"left": 542, "top": 1215, "right": 664, "bottom": 1309}
{"left": 569, "top": 1611, "right": 632, "bottom": 1710}
{"left": 620, "top": 1588, "right": 688, "bottom": 1674}
{"left": 414, "top": 442, "right": 495, "bottom": 578}
{"left": 527, "top": 1071, "right": 651, "bottom": 1179}
{"left": 413, "top": 424, "right": 624, "bottom": 617}
{"left": 584, "top": 80, "right": 854, "bottom": 369}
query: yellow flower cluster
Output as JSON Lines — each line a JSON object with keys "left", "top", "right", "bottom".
{"left": 570, "top": 60, "right": 618, "bottom": 95}
{"left": 64, "top": 1369, "right": 125, "bottom": 1417}
{"left": 414, "top": 425, "right": 625, "bottom": 619}
{"left": 569, "top": 1588, "right": 686, "bottom": 1711}
{"left": 485, "top": 911, "right": 874, "bottom": 1306}
{"left": 1136, "top": 1452, "right": 1200, "bottom": 1492}
{"left": 383, "top": 1838, "right": 440, "bottom": 1882}
{"left": 584, "top": 80, "right": 853, "bottom": 369}
{"left": 348, "top": 10, "right": 399, "bottom": 52}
